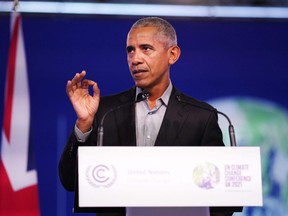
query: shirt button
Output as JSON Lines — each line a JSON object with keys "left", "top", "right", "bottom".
{"left": 147, "top": 135, "right": 151, "bottom": 139}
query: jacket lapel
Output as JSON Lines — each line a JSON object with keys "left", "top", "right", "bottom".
{"left": 114, "top": 88, "right": 137, "bottom": 146}
{"left": 155, "top": 88, "right": 189, "bottom": 146}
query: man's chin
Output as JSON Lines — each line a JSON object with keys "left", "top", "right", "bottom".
{"left": 135, "top": 82, "right": 148, "bottom": 89}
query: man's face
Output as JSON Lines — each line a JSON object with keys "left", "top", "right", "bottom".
{"left": 126, "top": 27, "right": 171, "bottom": 91}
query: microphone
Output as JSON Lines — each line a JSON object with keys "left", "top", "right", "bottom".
{"left": 176, "top": 95, "right": 237, "bottom": 147}
{"left": 97, "top": 90, "right": 149, "bottom": 146}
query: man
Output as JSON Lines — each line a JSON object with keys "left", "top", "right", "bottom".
{"left": 59, "top": 17, "right": 238, "bottom": 216}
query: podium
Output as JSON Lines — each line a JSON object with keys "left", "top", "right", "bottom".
{"left": 74, "top": 146, "right": 262, "bottom": 215}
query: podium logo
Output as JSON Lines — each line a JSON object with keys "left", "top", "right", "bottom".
{"left": 192, "top": 162, "right": 220, "bottom": 189}
{"left": 86, "top": 164, "right": 117, "bottom": 188}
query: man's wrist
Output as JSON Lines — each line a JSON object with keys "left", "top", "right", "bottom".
{"left": 75, "top": 119, "right": 93, "bottom": 133}
{"left": 74, "top": 124, "right": 92, "bottom": 142}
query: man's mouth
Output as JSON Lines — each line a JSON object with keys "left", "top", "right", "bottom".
{"left": 132, "top": 69, "right": 147, "bottom": 75}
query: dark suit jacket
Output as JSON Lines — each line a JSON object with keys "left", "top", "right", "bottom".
{"left": 59, "top": 86, "right": 241, "bottom": 216}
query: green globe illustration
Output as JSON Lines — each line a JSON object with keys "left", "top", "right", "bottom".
{"left": 209, "top": 97, "right": 288, "bottom": 216}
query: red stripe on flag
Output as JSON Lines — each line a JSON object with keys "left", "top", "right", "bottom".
{"left": 0, "top": 161, "right": 40, "bottom": 216}
{"left": 3, "top": 15, "right": 21, "bottom": 143}
{"left": 0, "top": 13, "right": 41, "bottom": 215}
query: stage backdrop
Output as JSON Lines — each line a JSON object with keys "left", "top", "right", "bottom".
{"left": 0, "top": 13, "right": 288, "bottom": 216}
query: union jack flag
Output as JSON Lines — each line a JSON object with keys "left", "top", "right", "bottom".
{"left": 0, "top": 13, "right": 40, "bottom": 216}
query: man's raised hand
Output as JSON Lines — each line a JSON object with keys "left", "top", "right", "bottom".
{"left": 66, "top": 70, "right": 100, "bottom": 132}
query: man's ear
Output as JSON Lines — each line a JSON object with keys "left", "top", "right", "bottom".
{"left": 168, "top": 45, "right": 181, "bottom": 65}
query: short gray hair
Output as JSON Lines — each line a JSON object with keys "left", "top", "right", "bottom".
{"left": 130, "top": 17, "right": 177, "bottom": 48}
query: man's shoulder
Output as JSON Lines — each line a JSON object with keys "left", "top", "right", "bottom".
{"left": 174, "top": 90, "right": 216, "bottom": 112}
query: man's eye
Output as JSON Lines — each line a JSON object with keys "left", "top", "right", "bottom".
{"left": 126, "top": 47, "right": 134, "bottom": 53}
{"left": 143, "top": 46, "right": 152, "bottom": 51}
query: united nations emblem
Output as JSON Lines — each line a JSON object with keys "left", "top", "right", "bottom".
{"left": 86, "top": 164, "right": 117, "bottom": 188}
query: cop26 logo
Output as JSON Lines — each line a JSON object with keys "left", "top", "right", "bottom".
{"left": 192, "top": 162, "right": 220, "bottom": 189}
{"left": 86, "top": 164, "right": 117, "bottom": 188}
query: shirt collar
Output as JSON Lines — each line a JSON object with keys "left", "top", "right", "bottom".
{"left": 135, "top": 81, "right": 173, "bottom": 106}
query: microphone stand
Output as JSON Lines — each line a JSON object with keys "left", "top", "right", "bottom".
{"left": 97, "top": 91, "right": 149, "bottom": 146}
{"left": 215, "top": 110, "right": 237, "bottom": 147}
{"left": 176, "top": 95, "right": 237, "bottom": 147}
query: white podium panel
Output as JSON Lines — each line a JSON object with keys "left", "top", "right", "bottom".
{"left": 78, "top": 146, "right": 262, "bottom": 208}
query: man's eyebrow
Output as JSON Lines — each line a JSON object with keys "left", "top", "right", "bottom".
{"left": 139, "top": 43, "right": 152, "bottom": 47}
{"left": 139, "top": 44, "right": 154, "bottom": 49}
{"left": 126, "top": 44, "right": 154, "bottom": 52}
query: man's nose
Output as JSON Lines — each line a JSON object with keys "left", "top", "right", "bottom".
{"left": 131, "top": 51, "right": 143, "bottom": 65}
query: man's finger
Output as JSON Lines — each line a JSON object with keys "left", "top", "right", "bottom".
{"left": 92, "top": 81, "right": 100, "bottom": 97}
{"left": 66, "top": 80, "right": 73, "bottom": 97}
{"left": 71, "top": 70, "right": 86, "bottom": 86}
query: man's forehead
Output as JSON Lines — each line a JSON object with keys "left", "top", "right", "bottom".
{"left": 126, "top": 27, "right": 167, "bottom": 46}
{"left": 127, "top": 27, "right": 158, "bottom": 39}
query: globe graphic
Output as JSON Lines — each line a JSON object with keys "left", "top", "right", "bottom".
{"left": 209, "top": 97, "right": 288, "bottom": 216}
{"left": 192, "top": 162, "right": 220, "bottom": 189}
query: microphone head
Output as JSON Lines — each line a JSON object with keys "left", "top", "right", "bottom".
{"left": 141, "top": 89, "right": 150, "bottom": 99}
{"left": 137, "top": 89, "right": 150, "bottom": 101}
